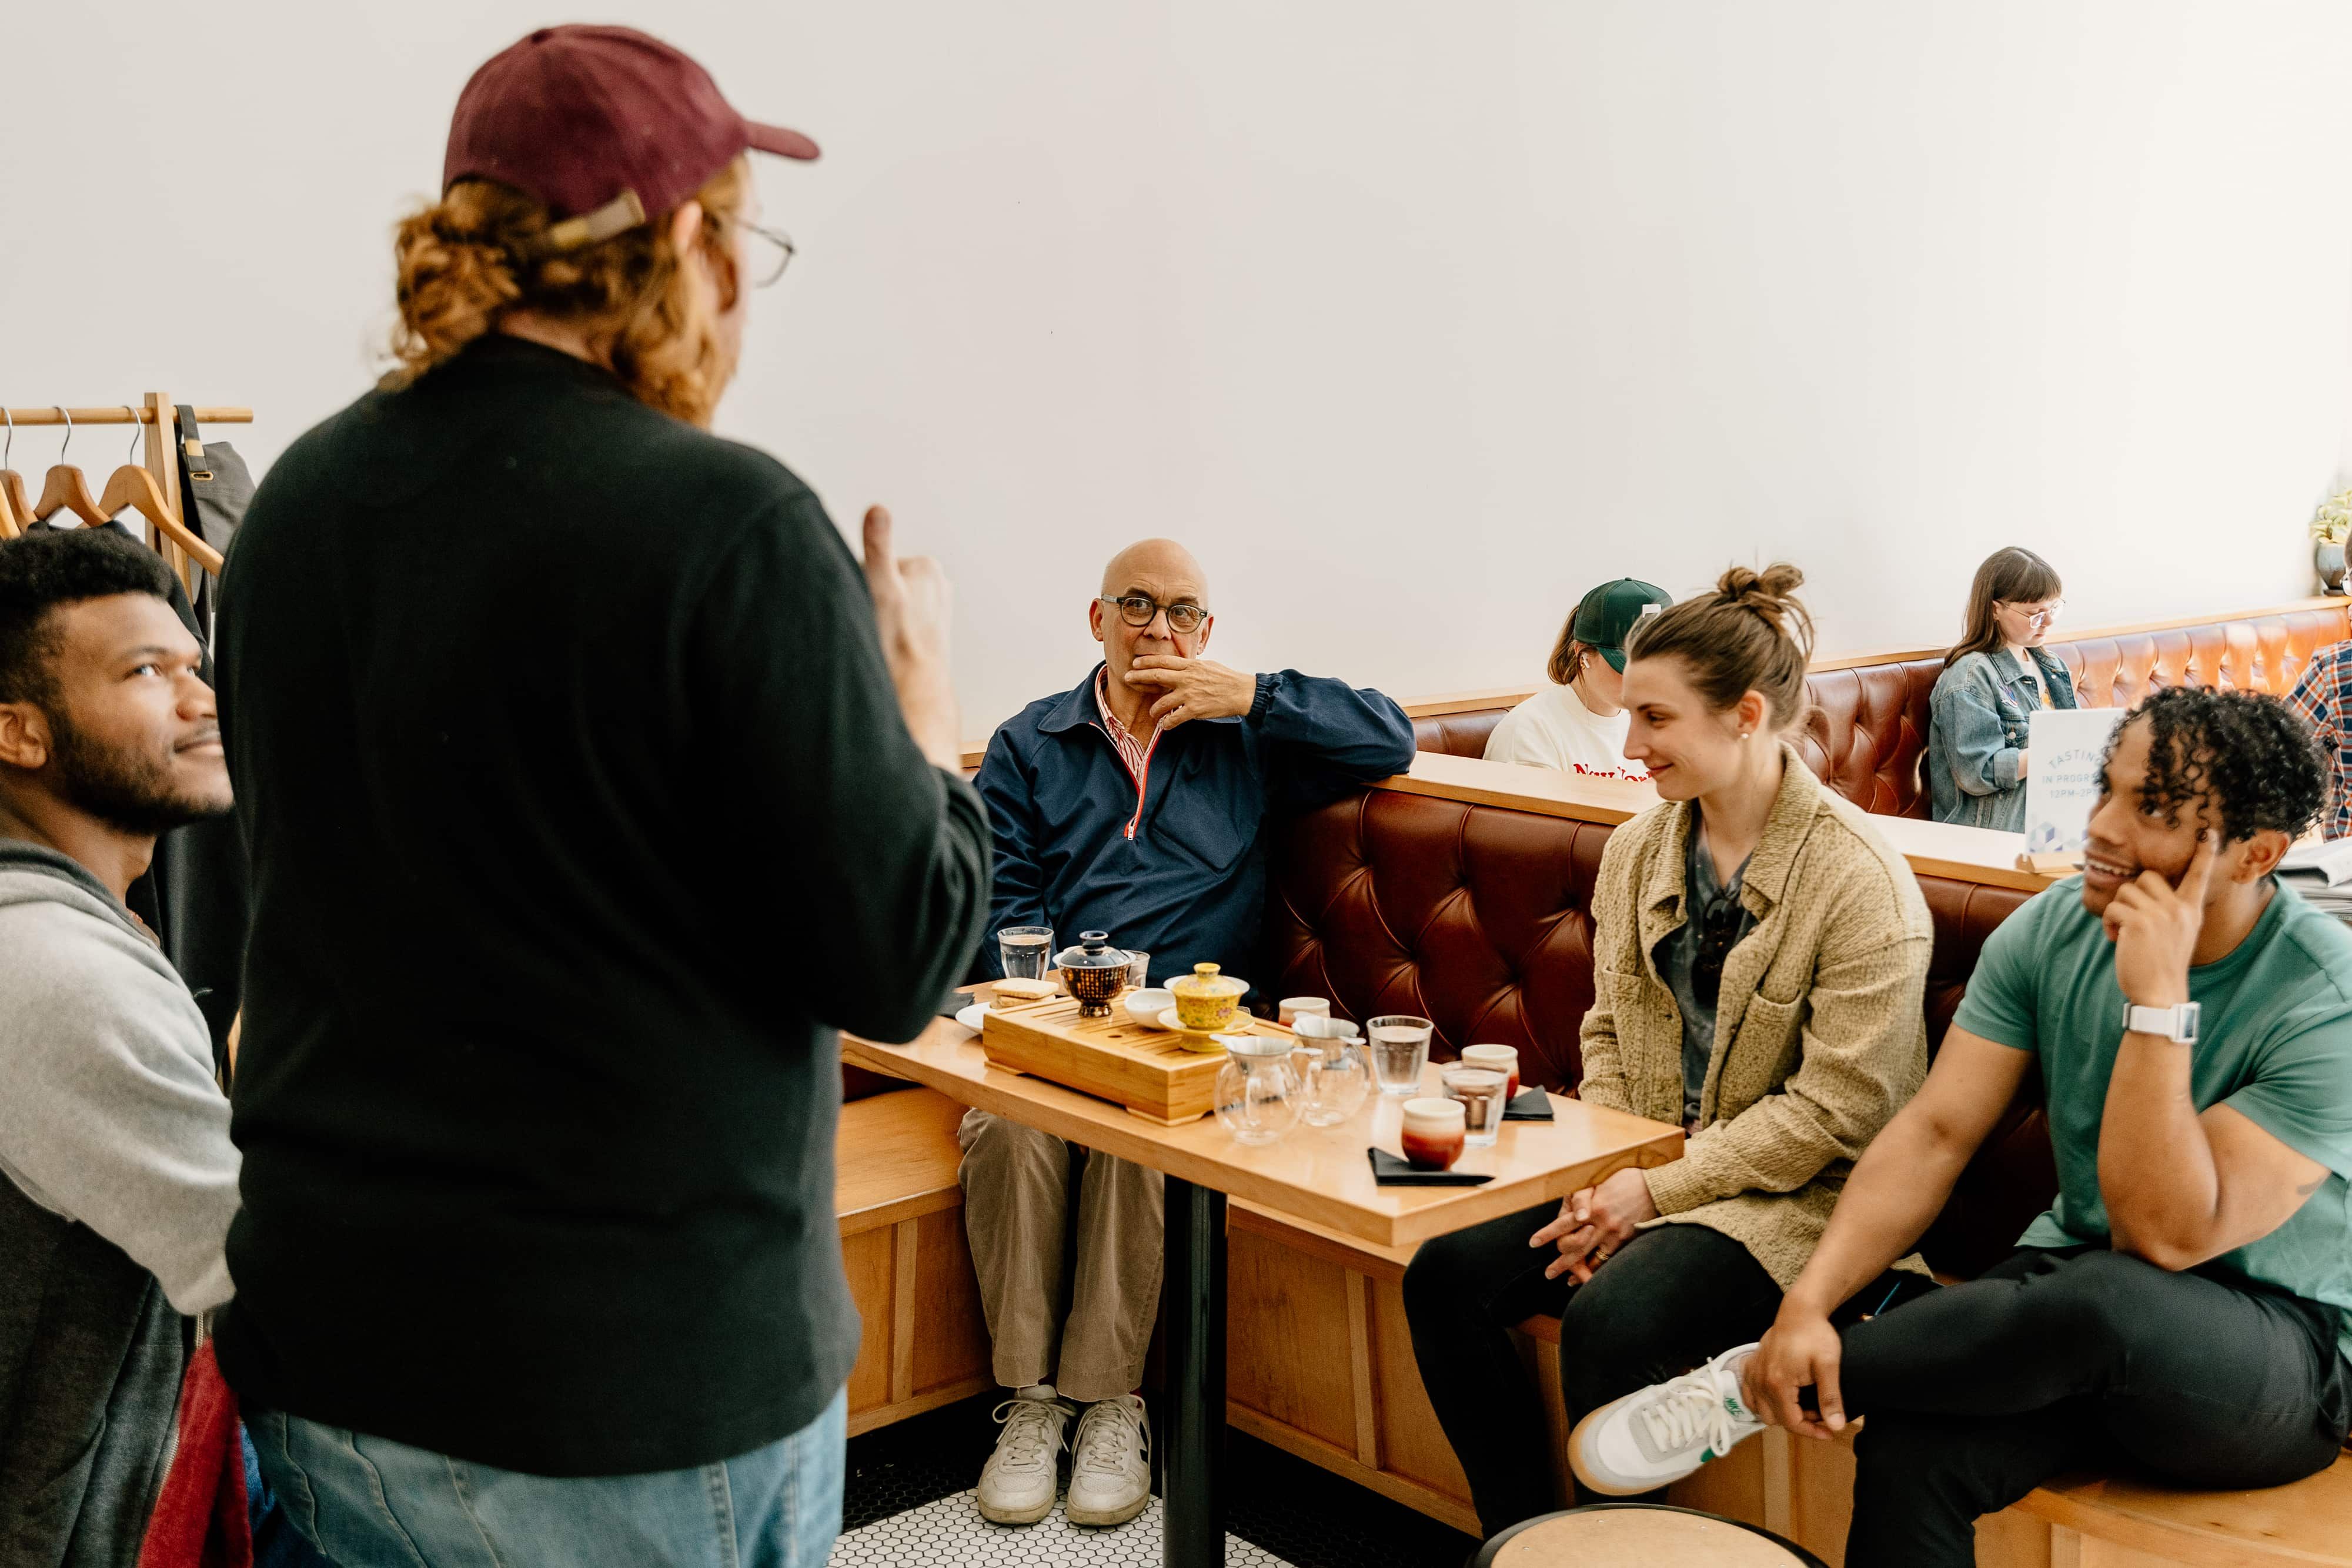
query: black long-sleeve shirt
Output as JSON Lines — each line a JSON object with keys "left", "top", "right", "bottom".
{"left": 212, "top": 337, "right": 990, "bottom": 1476}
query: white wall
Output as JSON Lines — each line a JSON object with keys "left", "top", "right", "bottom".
{"left": 5, "top": 2, "right": 2348, "bottom": 734}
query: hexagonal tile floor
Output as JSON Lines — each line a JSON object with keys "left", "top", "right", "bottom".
{"left": 836, "top": 1393, "right": 1479, "bottom": 1568}
{"left": 829, "top": 1492, "right": 1288, "bottom": 1567}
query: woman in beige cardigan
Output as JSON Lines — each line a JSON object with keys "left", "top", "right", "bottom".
{"left": 1400, "top": 564, "right": 1937, "bottom": 1537}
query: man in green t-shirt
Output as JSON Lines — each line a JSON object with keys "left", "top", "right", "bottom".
{"left": 1566, "top": 687, "right": 2352, "bottom": 1567}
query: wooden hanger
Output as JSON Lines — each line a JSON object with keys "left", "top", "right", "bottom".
{"left": 98, "top": 463, "right": 223, "bottom": 574}
{"left": 0, "top": 410, "right": 27, "bottom": 536}
{"left": 32, "top": 408, "right": 106, "bottom": 526}
{"left": 0, "top": 473, "right": 18, "bottom": 540}
{"left": 35, "top": 463, "right": 105, "bottom": 525}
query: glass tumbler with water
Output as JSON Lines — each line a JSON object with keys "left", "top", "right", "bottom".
{"left": 1366, "top": 1015, "right": 1434, "bottom": 1097}
{"left": 998, "top": 926, "right": 1055, "bottom": 982}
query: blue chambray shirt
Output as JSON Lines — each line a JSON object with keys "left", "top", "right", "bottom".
{"left": 1926, "top": 647, "right": 2080, "bottom": 831}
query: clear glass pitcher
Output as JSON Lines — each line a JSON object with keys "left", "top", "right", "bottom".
{"left": 1291, "top": 1015, "right": 1370, "bottom": 1126}
{"left": 1214, "top": 1035, "right": 1302, "bottom": 1146}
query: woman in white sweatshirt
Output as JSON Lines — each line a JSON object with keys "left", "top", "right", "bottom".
{"left": 1485, "top": 577, "right": 1671, "bottom": 781}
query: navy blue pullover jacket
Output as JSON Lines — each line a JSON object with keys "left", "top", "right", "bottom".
{"left": 974, "top": 664, "right": 1415, "bottom": 986}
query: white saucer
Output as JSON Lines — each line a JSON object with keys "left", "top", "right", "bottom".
{"left": 954, "top": 1002, "right": 989, "bottom": 1032}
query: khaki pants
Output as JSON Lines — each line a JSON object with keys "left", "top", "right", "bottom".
{"left": 956, "top": 1109, "right": 1164, "bottom": 1403}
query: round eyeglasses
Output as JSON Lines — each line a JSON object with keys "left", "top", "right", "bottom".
{"left": 736, "top": 221, "right": 797, "bottom": 289}
{"left": 1100, "top": 594, "right": 1208, "bottom": 634}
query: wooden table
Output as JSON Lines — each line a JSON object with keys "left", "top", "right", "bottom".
{"left": 846, "top": 1014, "right": 1684, "bottom": 1567}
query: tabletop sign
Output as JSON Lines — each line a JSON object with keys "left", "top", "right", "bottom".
{"left": 2022, "top": 706, "right": 2127, "bottom": 856}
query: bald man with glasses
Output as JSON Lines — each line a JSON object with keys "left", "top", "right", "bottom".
{"left": 960, "top": 537, "right": 1414, "bottom": 1529}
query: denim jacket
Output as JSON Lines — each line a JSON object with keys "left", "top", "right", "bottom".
{"left": 1926, "top": 647, "right": 2079, "bottom": 831}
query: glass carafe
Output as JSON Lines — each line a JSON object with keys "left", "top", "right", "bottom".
{"left": 1214, "top": 1035, "right": 1302, "bottom": 1146}
{"left": 1290, "top": 1017, "right": 1370, "bottom": 1126}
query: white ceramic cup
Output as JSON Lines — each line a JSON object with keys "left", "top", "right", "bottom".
{"left": 1460, "top": 1044, "right": 1521, "bottom": 1102}
{"left": 1278, "top": 997, "right": 1332, "bottom": 1028}
{"left": 1399, "top": 1096, "right": 1468, "bottom": 1170}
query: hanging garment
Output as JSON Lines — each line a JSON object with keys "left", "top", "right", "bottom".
{"left": 172, "top": 406, "right": 255, "bottom": 642}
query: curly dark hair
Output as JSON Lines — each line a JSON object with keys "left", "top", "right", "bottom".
{"left": 0, "top": 530, "right": 177, "bottom": 708}
{"left": 2110, "top": 686, "right": 2326, "bottom": 844}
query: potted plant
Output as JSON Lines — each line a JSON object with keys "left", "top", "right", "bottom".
{"left": 2313, "top": 488, "right": 2352, "bottom": 594}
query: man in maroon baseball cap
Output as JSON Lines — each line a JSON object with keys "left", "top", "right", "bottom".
{"left": 444, "top": 24, "right": 820, "bottom": 251}
{"left": 217, "top": 25, "right": 987, "bottom": 1568}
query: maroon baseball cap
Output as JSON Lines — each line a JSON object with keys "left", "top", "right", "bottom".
{"left": 444, "top": 25, "right": 817, "bottom": 241}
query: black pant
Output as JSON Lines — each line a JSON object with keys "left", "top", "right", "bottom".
{"left": 1402, "top": 1206, "right": 1787, "bottom": 1537}
{"left": 1838, "top": 1246, "right": 2352, "bottom": 1568}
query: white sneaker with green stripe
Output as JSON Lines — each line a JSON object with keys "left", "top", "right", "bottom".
{"left": 1569, "top": 1342, "right": 1766, "bottom": 1496}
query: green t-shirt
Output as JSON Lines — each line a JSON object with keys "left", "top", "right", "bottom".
{"left": 1953, "top": 876, "right": 2352, "bottom": 1362}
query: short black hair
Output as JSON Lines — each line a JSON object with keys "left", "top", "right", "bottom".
{"left": 2111, "top": 685, "right": 2326, "bottom": 844}
{"left": 0, "top": 530, "right": 179, "bottom": 707}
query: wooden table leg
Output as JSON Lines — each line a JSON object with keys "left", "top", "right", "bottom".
{"left": 1162, "top": 1176, "right": 1227, "bottom": 1567}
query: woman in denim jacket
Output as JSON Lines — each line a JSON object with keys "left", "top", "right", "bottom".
{"left": 1927, "top": 547, "right": 2077, "bottom": 831}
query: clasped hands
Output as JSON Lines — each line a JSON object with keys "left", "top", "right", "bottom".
{"left": 1121, "top": 656, "right": 1257, "bottom": 731}
{"left": 1528, "top": 1166, "right": 1657, "bottom": 1283}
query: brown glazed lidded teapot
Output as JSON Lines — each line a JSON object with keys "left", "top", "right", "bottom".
{"left": 1056, "top": 931, "right": 1132, "bottom": 1018}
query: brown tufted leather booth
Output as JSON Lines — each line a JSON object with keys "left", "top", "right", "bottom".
{"left": 1411, "top": 708, "right": 1512, "bottom": 761}
{"left": 1414, "top": 604, "right": 2352, "bottom": 823}
{"left": 1262, "top": 783, "right": 2052, "bottom": 1276}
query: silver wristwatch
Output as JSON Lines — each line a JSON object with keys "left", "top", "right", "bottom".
{"left": 2122, "top": 1001, "right": 2201, "bottom": 1044}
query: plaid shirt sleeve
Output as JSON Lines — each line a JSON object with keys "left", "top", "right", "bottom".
{"left": 2287, "top": 647, "right": 2341, "bottom": 741}
{"left": 2288, "top": 644, "right": 2352, "bottom": 838}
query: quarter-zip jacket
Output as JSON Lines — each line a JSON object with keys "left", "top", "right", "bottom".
{"left": 975, "top": 664, "right": 1415, "bottom": 987}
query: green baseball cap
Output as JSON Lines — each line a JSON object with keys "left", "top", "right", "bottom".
{"left": 1572, "top": 579, "right": 1673, "bottom": 671}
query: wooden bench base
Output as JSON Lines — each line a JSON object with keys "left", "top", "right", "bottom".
{"left": 834, "top": 1087, "right": 993, "bottom": 1435}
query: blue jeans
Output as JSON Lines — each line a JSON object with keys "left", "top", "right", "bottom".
{"left": 247, "top": 1388, "right": 847, "bottom": 1568}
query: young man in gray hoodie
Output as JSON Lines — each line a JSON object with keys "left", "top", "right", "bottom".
{"left": 0, "top": 528, "right": 240, "bottom": 1566}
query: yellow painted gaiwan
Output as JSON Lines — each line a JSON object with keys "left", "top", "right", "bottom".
{"left": 1168, "top": 962, "right": 1248, "bottom": 1049}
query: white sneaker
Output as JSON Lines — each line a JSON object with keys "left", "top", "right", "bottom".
{"left": 1569, "top": 1343, "right": 1766, "bottom": 1496}
{"left": 977, "top": 1385, "right": 1072, "bottom": 1525}
{"left": 1064, "top": 1394, "right": 1151, "bottom": 1527}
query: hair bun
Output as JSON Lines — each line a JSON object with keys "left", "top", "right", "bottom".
{"left": 1713, "top": 562, "right": 1815, "bottom": 661}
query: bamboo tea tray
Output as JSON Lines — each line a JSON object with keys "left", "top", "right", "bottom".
{"left": 978, "top": 997, "right": 1293, "bottom": 1125}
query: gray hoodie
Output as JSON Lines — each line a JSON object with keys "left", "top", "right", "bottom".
{"left": 0, "top": 839, "right": 240, "bottom": 1566}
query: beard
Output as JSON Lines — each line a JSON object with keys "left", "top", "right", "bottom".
{"left": 46, "top": 707, "right": 230, "bottom": 837}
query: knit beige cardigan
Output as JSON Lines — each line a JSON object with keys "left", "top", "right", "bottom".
{"left": 1577, "top": 745, "right": 1934, "bottom": 1289}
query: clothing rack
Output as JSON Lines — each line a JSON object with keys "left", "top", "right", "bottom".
{"left": 2, "top": 394, "right": 252, "bottom": 592}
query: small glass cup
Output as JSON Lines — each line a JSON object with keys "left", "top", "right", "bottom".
{"left": 1441, "top": 1066, "right": 1509, "bottom": 1147}
{"left": 998, "top": 926, "right": 1055, "bottom": 982}
{"left": 1366, "top": 1015, "right": 1434, "bottom": 1098}
{"left": 1399, "top": 1097, "right": 1466, "bottom": 1170}
{"left": 1125, "top": 950, "right": 1151, "bottom": 989}
{"left": 1460, "top": 1044, "right": 1521, "bottom": 1105}
{"left": 1278, "top": 997, "right": 1331, "bottom": 1029}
